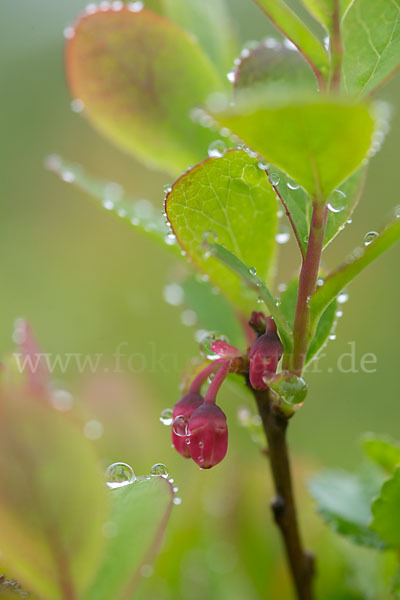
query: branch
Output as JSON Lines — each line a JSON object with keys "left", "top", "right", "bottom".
{"left": 250, "top": 385, "right": 314, "bottom": 600}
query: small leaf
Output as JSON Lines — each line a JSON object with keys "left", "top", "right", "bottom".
{"left": 363, "top": 434, "right": 400, "bottom": 474}
{"left": 234, "top": 39, "right": 318, "bottom": 93}
{"left": 66, "top": 7, "right": 222, "bottom": 175}
{"left": 252, "top": 0, "right": 329, "bottom": 83}
{"left": 371, "top": 469, "right": 400, "bottom": 548}
{"left": 309, "top": 214, "right": 400, "bottom": 327}
{"left": 165, "top": 149, "right": 278, "bottom": 313}
{"left": 45, "top": 155, "right": 179, "bottom": 253}
{"left": 342, "top": 0, "right": 400, "bottom": 97}
{"left": 0, "top": 394, "right": 109, "bottom": 599}
{"left": 208, "top": 93, "right": 377, "bottom": 200}
{"left": 310, "top": 467, "right": 385, "bottom": 548}
{"left": 181, "top": 275, "right": 244, "bottom": 348}
{"left": 204, "top": 242, "right": 293, "bottom": 353}
{"left": 279, "top": 280, "right": 337, "bottom": 363}
{"left": 84, "top": 477, "right": 174, "bottom": 600}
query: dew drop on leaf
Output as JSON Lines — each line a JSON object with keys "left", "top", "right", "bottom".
{"left": 105, "top": 462, "right": 136, "bottom": 489}
{"left": 364, "top": 231, "right": 379, "bottom": 246}
{"left": 150, "top": 463, "right": 169, "bottom": 477}
{"left": 267, "top": 373, "right": 308, "bottom": 406}
{"left": 287, "top": 181, "right": 300, "bottom": 190}
{"left": 268, "top": 173, "right": 280, "bottom": 186}
{"left": 208, "top": 140, "right": 226, "bottom": 158}
{"left": 327, "top": 189, "right": 347, "bottom": 213}
{"left": 160, "top": 408, "right": 173, "bottom": 426}
{"left": 200, "top": 331, "right": 229, "bottom": 360}
{"left": 337, "top": 291, "right": 349, "bottom": 304}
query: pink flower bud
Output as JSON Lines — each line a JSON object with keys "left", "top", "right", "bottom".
{"left": 210, "top": 340, "right": 241, "bottom": 359}
{"left": 172, "top": 392, "right": 204, "bottom": 458}
{"left": 249, "top": 317, "right": 283, "bottom": 390}
{"left": 188, "top": 403, "right": 228, "bottom": 469}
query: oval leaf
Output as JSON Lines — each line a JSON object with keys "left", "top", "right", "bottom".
{"left": 165, "top": 149, "right": 278, "bottom": 312}
{"left": 66, "top": 7, "right": 222, "bottom": 175}
{"left": 0, "top": 395, "right": 109, "bottom": 599}
{"left": 208, "top": 94, "right": 377, "bottom": 200}
{"left": 371, "top": 469, "right": 400, "bottom": 548}
{"left": 84, "top": 477, "right": 174, "bottom": 600}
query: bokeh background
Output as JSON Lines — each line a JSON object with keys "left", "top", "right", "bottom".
{"left": 2, "top": 1, "right": 400, "bottom": 598}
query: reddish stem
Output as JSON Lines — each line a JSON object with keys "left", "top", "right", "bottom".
{"left": 330, "top": 0, "right": 343, "bottom": 91}
{"left": 204, "top": 361, "right": 230, "bottom": 403}
{"left": 291, "top": 202, "right": 328, "bottom": 374}
{"left": 189, "top": 361, "right": 224, "bottom": 394}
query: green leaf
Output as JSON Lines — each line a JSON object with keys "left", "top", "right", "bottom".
{"left": 371, "top": 469, "right": 400, "bottom": 548}
{"left": 252, "top": 0, "right": 329, "bottom": 81}
{"left": 181, "top": 275, "right": 244, "bottom": 348}
{"left": 234, "top": 39, "right": 318, "bottom": 93}
{"left": 309, "top": 214, "right": 400, "bottom": 327}
{"left": 66, "top": 6, "right": 222, "bottom": 176}
{"left": 204, "top": 242, "right": 293, "bottom": 353}
{"left": 165, "top": 149, "right": 278, "bottom": 313}
{"left": 279, "top": 279, "right": 337, "bottom": 363}
{"left": 310, "top": 467, "right": 385, "bottom": 548}
{"left": 271, "top": 167, "right": 365, "bottom": 257}
{"left": 0, "top": 395, "right": 109, "bottom": 599}
{"left": 299, "top": 0, "right": 354, "bottom": 31}
{"left": 342, "top": 0, "right": 400, "bottom": 97}
{"left": 363, "top": 434, "right": 400, "bottom": 474}
{"left": 208, "top": 94, "right": 376, "bottom": 200}
{"left": 84, "top": 477, "right": 174, "bottom": 600}
{"left": 156, "top": 0, "right": 238, "bottom": 77}
{"left": 45, "top": 155, "right": 180, "bottom": 253}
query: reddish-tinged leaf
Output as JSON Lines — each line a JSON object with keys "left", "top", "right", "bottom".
{"left": 66, "top": 7, "right": 222, "bottom": 175}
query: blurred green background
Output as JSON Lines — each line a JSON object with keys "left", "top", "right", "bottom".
{"left": 2, "top": 1, "right": 400, "bottom": 598}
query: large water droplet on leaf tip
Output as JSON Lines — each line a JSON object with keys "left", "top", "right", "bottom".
{"left": 105, "top": 462, "right": 136, "bottom": 489}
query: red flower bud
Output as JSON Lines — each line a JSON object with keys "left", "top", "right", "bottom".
{"left": 188, "top": 402, "right": 228, "bottom": 469}
{"left": 249, "top": 317, "right": 283, "bottom": 390}
{"left": 172, "top": 392, "right": 203, "bottom": 458}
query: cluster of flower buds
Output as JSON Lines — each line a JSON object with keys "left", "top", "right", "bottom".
{"left": 171, "top": 312, "right": 284, "bottom": 468}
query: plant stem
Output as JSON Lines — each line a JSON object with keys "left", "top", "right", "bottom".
{"left": 250, "top": 385, "right": 314, "bottom": 600}
{"left": 330, "top": 0, "right": 343, "bottom": 91}
{"left": 291, "top": 202, "right": 328, "bottom": 375}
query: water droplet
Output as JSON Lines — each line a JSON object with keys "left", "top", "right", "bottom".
{"left": 268, "top": 173, "right": 280, "bottom": 186}
{"left": 150, "top": 463, "right": 169, "bottom": 477}
{"left": 63, "top": 27, "right": 75, "bottom": 40}
{"left": 347, "top": 218, "right": 353, "bottom": 224}
{"left": 71, "top": 98, "right": 84, "bottom": 113}
{"left": 173, "top": 497, "right": 182, "bottom": 505}
{"left": 84, "top": 419, "right": 104, "bottom": 440}
{"left": 277, "top": 283, "right": 287, "bottom": 293}
{"left": 226, "top": 70, "right": 236, "bottom": 83}
{"left": 51, "top": 389, "right": 74, "bottom": 412}
{"left": 112, "top": 0, "right": 124, "bottom": 10}
{"left": 248, "top": 267, "right": 257, "bottom": 276}
{"left": 364, "top": 231, "right": 378, "bottom": 246}
{"left": 160, "top": 408, "right": 173, "bottom": 426}
{"left": 395, "top": 205, "right": 400, "bottom": 219}
{"left": 257, "top": 160, "right": 268, "bottom": 171}
{"left": 164, "top": 233, "right": 176, "bottom": 246}
{"left": 208, "top": 140, "right": 226, "bottom": 158}
{"left": 329, "top": 334, "right": 336, "bottom": 341}
{"left": 327, "top": 189, "right": 347, "bottom": 213}
{"left": 181, "top": 309, "right": 197, "bottom": 327}
{"left": 163, "top": 183, "right": 172, "bottom": 195}
{"left": 199, "top": 331, "right": 229, "bottom": 360}
{"left": 103, "top": 200, "right": 114, "bottom": 211}
{"left": 203, "top": 230, "right": 218, "bottom": 247}
{"left": 61, "top": 170, "right": 75, "bottom": 183}
{"left": 336, "top": 310, "right": 343, "bottom": 318}
{"left": 243, "top": 164, "right": 260, "bottom": 185}
{"left": 287, "top": 181, "right": 300, "bottom": 190}
{"left": 128, "top": 1, "right": 143, "bottom": 11}
{"left": 100, "top": 1, "right": 111, "bottom": 10}
{"left": 163, "top": 283, "right": 184, "bottom": 306}
{"left": 173, "top": 486, "right": 179, "bottom": 493}
{"left": 275, "top": 227, "right": 290, "bottom": 245}
{"left": 172, "top": 415, "right": 190, "bottom": 437}
{"left": 337, "top": 291, "right": 349, "bottom": 304}
{"left": 268, "top": 373, "right": 308, "bottom": 407}
{"left": 303, "top": 234, "right": 309, "bottom": 244}
{"left": 105, "top": 463, "right": 135, "bottom": 489}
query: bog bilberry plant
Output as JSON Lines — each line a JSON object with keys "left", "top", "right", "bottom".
{"left": 1, "top": 0, "right": 396, "bottom": 599}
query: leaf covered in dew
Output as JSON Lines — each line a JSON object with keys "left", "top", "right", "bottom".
{"left": 165, "top": 149, "right": 278, "bottom": 313}
{"left": 66, "top": 6, "right": 222, "bottom": 176}
{"left": 342, "top": 0, "right": 400, "bottom": 97}
{"left": 207, "top": 91, "right": 378, "bottom": 200}
{"left": 0, "top": 392, "right": 109, "bottom": 599}
{"left": 234, "top": 39, "right": 318, "bottom": 94}
{"left": 84, "top": 477, "right": 174, "bottom": 600}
